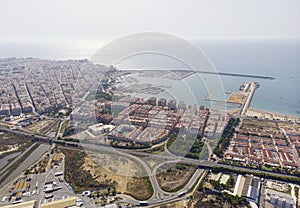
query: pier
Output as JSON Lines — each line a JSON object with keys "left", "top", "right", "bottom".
{"left": 203, "top": 82, "right": 259, "bottom": 116}
{"left": 195, "top": 71, "right": 275, "bottom": 80}
{"left": 204, "top": 91, "right": 215, "bottom": 100}
{"left": 239, "top": 82, "right": 259, "bottom": 115}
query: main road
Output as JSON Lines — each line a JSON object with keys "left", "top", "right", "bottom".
{"left": 2, "top": 127, "right": 300, "bottom": 206}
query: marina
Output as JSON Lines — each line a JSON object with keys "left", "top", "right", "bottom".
{"left": 204, "top": 82, "right": 260, "bottom": 116}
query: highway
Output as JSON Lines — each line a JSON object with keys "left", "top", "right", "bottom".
{"left": 2, "top": 127, "right": 300, "bottom": 182}
{"left": 2, "top": 126, "right": 300, "bottom": 207}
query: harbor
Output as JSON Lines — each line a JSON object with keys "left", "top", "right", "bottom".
{"left": 204, "top": 81, "right": 260, "bottom": 116}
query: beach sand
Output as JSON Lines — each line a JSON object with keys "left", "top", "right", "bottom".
{"left": 245, "top": 108, "right": 300, "bottom": 122}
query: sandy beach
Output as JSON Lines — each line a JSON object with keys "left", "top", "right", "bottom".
{"left": 245, "top": 108, "right": 300, "bottom": 123}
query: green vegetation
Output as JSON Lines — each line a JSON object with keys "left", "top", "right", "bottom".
{"left": 222, "top": 192, "right": 249, "bottom": 207}
{"left": 156, "top": 163, "right": 197, "bottom": 192}
{"left": 143, "top": 144, "right": 165, "bottom": 154}
{"left": 110, "top": 141, "right": 150, "bottom": 149}
{"left": 101, "top": 108, "right": 111, "bottom": 115}
{"left": 209, "top": 177, "right": 234, "bottom": 192}
{"left": 214, "top": 117, "right": 240, "bottom": 158}
{"left": 295, "top": 186, "right": 299, "bottom": 203}
{"left": 60, "top": 120, "right": 70, "bottom": 134}
{"left": 63, "top": 126, "right": 76, "bottom": 137}
{"left": 0, "top": 140, "right": 32, "bottom": 160}
{"left": 58, "top": 137, "right": 80, "bottom": 143}
{"left": 175, "top": 164, "right": 187, "bottom": 170}
{"left": 167, "top": 134, "right": 204, "bottom": 159}
{"left": 166, "top": 133, "right": 177, "bottom": 148}
{"left": 124, "top": 176, "right": 154, "bottom": 200}
{"left": 226, "top": 175, "right": 235, "bottom": 189}
{"left": 65, "top": 107, "right": 73, "bottom": 116}
{"left": 86, "top": 91, "right": 112, "bottom": 101}
{"left": 25, "top": 153, "right": 50, "bottom": 175}
{"left": 211, "top": 166, "right": 300, "bottom": 185}
{"left": 196, "top": 174, "right": 249, "bottom": 208}
{"left": 187, "top": 138, "right": 205, "bottom": 159}
{"left": 60, "top": 147, "right": 116, "bottom": 193}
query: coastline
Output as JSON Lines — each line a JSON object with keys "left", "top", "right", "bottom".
{"left": 245, "top": 108, "right": 300, "bottom": 123}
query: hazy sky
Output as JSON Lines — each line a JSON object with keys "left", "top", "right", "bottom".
{"left": 1, "top": 0, "right": 299, "bottom": 43}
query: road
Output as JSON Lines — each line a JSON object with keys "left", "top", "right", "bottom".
{"left": 280, "top": 127, "right": 300, "bottom": 169}
{"left": 2, "top": 127, "right": 300, "bottom": 182}
{"left": 2, "top": 127, "right": 300, "bottom": 207}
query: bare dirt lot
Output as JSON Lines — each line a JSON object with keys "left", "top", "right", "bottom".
{"left": 0, "top": 132, "right": 32, "bottom": 157}
{"left": 156, "top": 163, "right": 196, "bottom": 192}
{"left": 278, "top": 122, "right": 300, "bottom": 134}
{"left": 85, "top": 151, "right": 153, "bottom": 200}
{"left": 227, "top": 92, "right": 245, "bottom": 104}
{"left": 241, "top": 118, "right": 280, "bottom": 133}
{"left": 26, "top": 119, "right": 59, "bottom": 135}
{"left": 60, "top": 147, "right": 153, "bottom": 200}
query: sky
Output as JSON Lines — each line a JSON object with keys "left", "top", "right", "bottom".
{"left": 0, "top": 0, "right": 299, "bottom": 41}
{"left": 0, "top": 0, "right": 299, "bottom": 59}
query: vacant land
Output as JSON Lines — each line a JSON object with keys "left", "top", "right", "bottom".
{"left": 0, "top": 132, "right": 33, "bottom": 159}
{"left": 241, "top": 118, "right": 279, "bottom": 133}
{"left": 26, "top": 119, "right": 60, "bottom": 135}
{"left": 86, "top": 151, "right": 153, "bottom": 200}
{"left": 278, "top": 122, "right": 300, "bottom": 134}
{"left": 125, "top": 176, "right": 153, "bottom": 200}
{"left": 60, "top": 147, "right": 116, "bottom": 193}
{"left": 60, "top": 147, "right": 153, "bottom": 200}
{"left": 156, "top": 163, "right": 197, "bottom": 192}
{"left": 227, "top": 92, "right": 245, "bottom": 104}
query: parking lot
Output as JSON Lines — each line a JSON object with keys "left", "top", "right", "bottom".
{"left": 0, "top": 151, "right": 92, "bottom": 207}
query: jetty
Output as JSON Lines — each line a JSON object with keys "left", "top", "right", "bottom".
{"left": 204, "top": 91, "right": 215, "bottom": 100}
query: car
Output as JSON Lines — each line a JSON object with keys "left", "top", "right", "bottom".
{"left": 45, "top": 194, "right": 53, "bottom": 199}
{"left": 82, "top": 191, "right": 91, "bottom": 196}
{"left": 139, "top": 201, "right": 149, "bottom": 206}
{"left": 2, "top": 196, "right": 7, "bottom": 202}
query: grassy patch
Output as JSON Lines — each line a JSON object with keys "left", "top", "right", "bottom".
{"left": 167, "top": 134, "right": 204, "bottom": 159}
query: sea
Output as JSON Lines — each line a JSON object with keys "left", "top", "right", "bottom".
{"left": 0, "top": 39, "right": 299, "bottom": 117}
